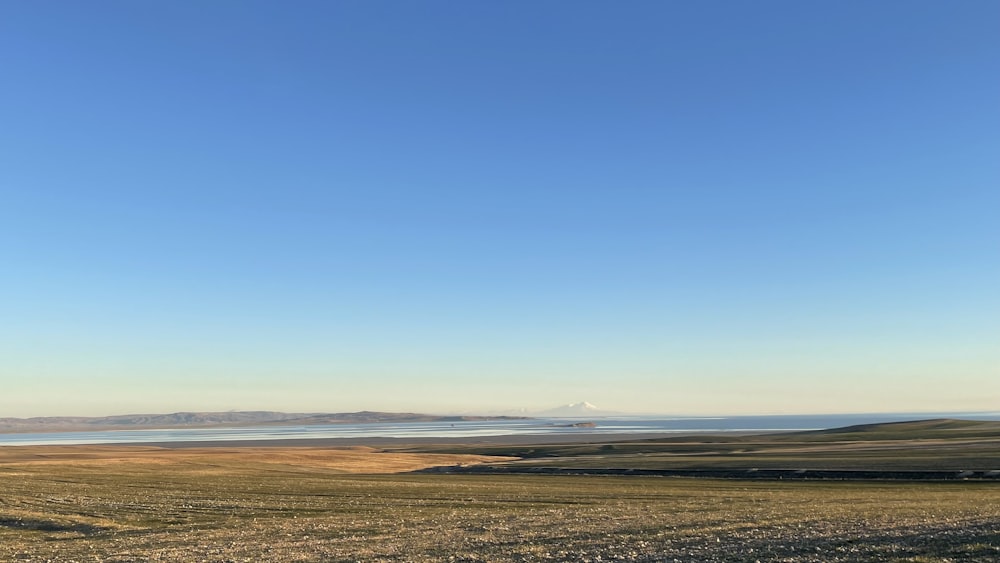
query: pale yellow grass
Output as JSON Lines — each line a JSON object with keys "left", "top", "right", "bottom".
{"left": 0, "top": 445, "right": 514, "bottom": 473}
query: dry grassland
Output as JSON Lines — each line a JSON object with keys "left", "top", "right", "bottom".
{"left": 0, "top": 445, "right": 509, "bottom": 474}
{"left": 0, "top": 444, "right": 998, "bottom": 562}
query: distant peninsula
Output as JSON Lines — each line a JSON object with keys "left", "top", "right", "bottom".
{"left": 0, "top": 411, "right": 530, "bottom": 434}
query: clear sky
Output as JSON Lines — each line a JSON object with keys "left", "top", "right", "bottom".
{"left": 2, "top": 1, "right": 998, "bottom": 417}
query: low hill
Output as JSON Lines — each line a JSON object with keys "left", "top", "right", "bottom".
{"left": 775, "top": 418, "right": 1000, "bottom": 441}
{"left": 0, "top": 411, "right": 308, "bottom": 433}
{"left": 0, "top": 411, "right": 528, "bottom": 434}
{"left": 405, "top": 418, "right": 1000, "bottom": 473}
{"left": 261, "top": 412, "right": 528, "bottom": 425}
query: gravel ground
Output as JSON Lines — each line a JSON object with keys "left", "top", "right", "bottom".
{"left": 2, "top": 464, "right": 998, "bottom": 562}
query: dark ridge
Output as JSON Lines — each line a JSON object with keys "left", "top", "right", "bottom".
{"left": 418, "top": 465, "right": 1000, "bottom": 481}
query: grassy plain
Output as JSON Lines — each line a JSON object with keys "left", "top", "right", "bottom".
{"left": 1, "top": 420, "right": 999, "bottom": 562}
{"left": 404, "top": 419, "right": 1000, "bottom": 472}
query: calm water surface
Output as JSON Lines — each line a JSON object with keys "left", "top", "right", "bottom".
{"left": 2, "top": 413, "right": 998, "bottom": 446}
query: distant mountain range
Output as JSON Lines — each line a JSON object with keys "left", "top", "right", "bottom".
{"left": 0, "top": 402, "right": 621, "bottom": 433}
{"left": 0, "top": 411, "right": 528, "bottom": 433}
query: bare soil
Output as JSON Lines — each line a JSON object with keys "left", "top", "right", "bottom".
{"left": 1, "top": 444, "right": 998, "bottom": 562}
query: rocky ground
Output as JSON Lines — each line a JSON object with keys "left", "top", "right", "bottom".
{"left": 1, "top": 450, "right": 998, "bottom": 562}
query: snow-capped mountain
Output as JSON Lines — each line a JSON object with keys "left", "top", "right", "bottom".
{"left": 538, "top": 401, "right": 615, "bottom": 417}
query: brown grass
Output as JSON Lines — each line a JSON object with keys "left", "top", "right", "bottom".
{"left": 1, "top": 442, "right": 998, "bottom": 561}
{"left": 0, "top": 444, "right": 513, "bottom": 474}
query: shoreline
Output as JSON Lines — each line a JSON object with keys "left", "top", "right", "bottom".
{"left": 0, "top": 431, "right": 714, "bottom": 450}
{"left": 133, "top": 431, "right": 714, "bottom": 448}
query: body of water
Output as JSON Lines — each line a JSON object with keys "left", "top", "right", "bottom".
{"left": 2, "top": 412, "right": 998, "bottom": 446}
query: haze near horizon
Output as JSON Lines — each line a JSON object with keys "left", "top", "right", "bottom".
{"left": 2, "top": 1, "right": 998, "bottom": 418}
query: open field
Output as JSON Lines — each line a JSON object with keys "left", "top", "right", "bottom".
{"left": 0, "top": 445, "right": 511, "bottom": 474}
{"left": 1, "top": 420, "right": 999, "bottom": 562}
{"left": 1, "top": 453, "right": 999, "bottom": 562}
{"left": 402, "top": 420, "right": 1000, "bottom": 473}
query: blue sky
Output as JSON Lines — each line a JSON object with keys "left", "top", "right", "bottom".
{"left": 2, "top": 1, "right": 998, "bottom": 417}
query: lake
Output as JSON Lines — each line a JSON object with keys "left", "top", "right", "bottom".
{"left": 2, "top": 412, "right": 998, "bottom": 446}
